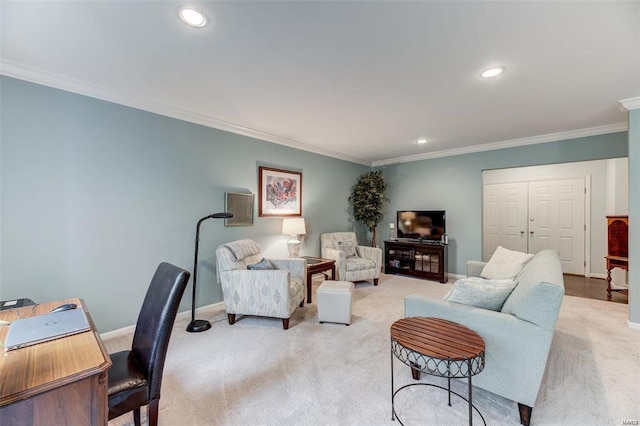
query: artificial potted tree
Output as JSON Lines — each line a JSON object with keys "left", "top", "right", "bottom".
{"left": 349, "top": 169, "right": 389, "bottom": 246}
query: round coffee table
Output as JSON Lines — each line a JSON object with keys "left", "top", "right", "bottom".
{"left": 390, "top": 317, "right": 486, "bottom": 426}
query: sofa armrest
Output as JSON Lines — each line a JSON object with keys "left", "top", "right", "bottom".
{"left": 322, "top": 247, "right": 346, "bottom": 280}
{"left": 357, "top": 245, "right": 382, "bottom": 270}
{"left": 270, "top": 258, "right": 306, "bottom": 281}
{"left": 467, "top": 260, "right": 486, "bottom": 278}
{"left": 321, "top": 247, "right": 344, "bottom": 261}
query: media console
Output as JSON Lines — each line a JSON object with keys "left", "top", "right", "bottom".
{"left": 384, "top": 240, "right": 448, "bottom": 283}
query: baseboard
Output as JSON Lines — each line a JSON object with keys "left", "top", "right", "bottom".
{"left": 447, "top": 273, "right": 465, "bottom": 280}
{"left": 100, "top": 301, "right": 225, "bottom": 340}
{"left": 100, "top": 324, "right": 136, "bottom": 341}
{"left": 628, "top": 320, "right": 640, "bottom": 330}
{"left": 589, "top": 273, "right": 607, "bottom": 280}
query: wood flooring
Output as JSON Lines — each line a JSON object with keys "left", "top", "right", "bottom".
{"left": 563, "top": 274, "right": 628, "bottom": 304}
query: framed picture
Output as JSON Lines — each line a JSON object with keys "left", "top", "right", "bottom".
{"left": 258, "top": 166, "right": 302, "bottom": 217}
{"left": 224, "top": 192, "right": 254, "bottom": 226}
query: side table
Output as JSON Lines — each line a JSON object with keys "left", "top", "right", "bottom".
{"left": 390, "top": 317, "right": 486, "bottom": 426}
{"left": 605, "top": 255, "right": 629, "bottom": 301}
{"left": 302, "top": 256, "right": 336, "bottom": 303}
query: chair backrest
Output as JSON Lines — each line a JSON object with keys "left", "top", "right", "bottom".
{"left": 131, "top": 262, "right": 190, "bottom": 400}
{"left": 320, "top": 232, "right": 358, "bottom": 250}
{"left": 215, "top": 239, "right": 263, "bottom": 280}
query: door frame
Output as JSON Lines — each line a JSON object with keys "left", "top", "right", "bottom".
{"left": 481, "top": 173, "right": 591, "bottom": 277}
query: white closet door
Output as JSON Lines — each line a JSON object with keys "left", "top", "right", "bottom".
{"left": 528, "top": 178, "right": 585, "bottom": 274}
{"left": 482, "top": 182, "right": 528, "bottom": 261}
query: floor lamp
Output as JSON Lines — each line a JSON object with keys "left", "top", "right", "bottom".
{"left": 187, "top": 212, "right": 233, "bottom": 333}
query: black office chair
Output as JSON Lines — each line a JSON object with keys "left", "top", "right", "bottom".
{"left": 107, "top": 262, "right": 190, "bottom": 426}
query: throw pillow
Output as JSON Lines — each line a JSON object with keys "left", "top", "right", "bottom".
{"left": 336, "top": 240, "right": 358, "bottom": 258}
{"left": 247, "top": 258, "right": 274, "bottom": 270}
{"left": 480, "top": 246, "right": 534, "bottom": 280}
{"left": 445, "top": 277, "right": 518, "bottom": 311}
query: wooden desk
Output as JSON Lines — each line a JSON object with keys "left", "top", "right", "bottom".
{"left": 605, "top": 255, "right": 629, "bottom": 301}
{"left": 0, "top": 298, "right": 112, "bottom": 425}
{"left": 302, "top": 256, "right": 336, "bottom": 303}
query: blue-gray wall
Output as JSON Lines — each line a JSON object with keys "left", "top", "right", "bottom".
{"left": 0, "top": 76, "right": 368, "bottom": 332}
{"left": 1, "top": 75, "right": 634, "bottom": 332}
{"left": 380, "top": 132, "right": 629, "bottom": 275}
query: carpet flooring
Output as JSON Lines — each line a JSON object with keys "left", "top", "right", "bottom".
{"left": 105, "top": 273, "right": 640, "bottom": 426}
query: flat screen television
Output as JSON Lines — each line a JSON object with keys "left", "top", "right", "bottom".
{"left": 397, "top": 210, "right": 446, "bottom": 241}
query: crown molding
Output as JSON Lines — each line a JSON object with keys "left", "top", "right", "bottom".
{"left": 372, "top": 123, "right": 629, "bottom": 167}
{"left": 619, "top": 96, "right": 640, "bottom": 111}
{"left": 0, "top": 60, "right": 371, "bottom": 166}
{"left": 1, "top": 60, "right": 630, "bottom": 169}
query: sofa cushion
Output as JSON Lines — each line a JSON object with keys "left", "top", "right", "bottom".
{"left": 445, "top": 277, "right": 518, "bottom": 311}
{"left": 247, "top": 258, "right": 274, "bottom": 270}
{"left": 481, "top": 245, "right": 533, "bottom": 280}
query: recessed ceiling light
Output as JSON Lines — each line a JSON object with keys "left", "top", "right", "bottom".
{"left": 480, "top": 66, "right": 505, "bottom": 79}
{"left": 416, "top": 138, "right": 428, "bottom": 145}
{"left": 179, "top": 7, "right": 207, "bottom": 28}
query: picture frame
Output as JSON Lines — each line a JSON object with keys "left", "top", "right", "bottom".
{"left": 258, "top": 166, "right": 302, "bottom": 217}
{"left": 224, "top": 192, "right": 254, "bottom": 226}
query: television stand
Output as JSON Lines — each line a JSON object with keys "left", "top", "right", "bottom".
{"left": 384, "top": 240, "right": 448, "bottom": 283}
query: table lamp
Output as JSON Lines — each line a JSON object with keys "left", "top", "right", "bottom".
{"left": 187, "top": 212, "right": 233, "bottom": 333}
{"left": 282, "top": 218, "right": 306, "bottom": 257}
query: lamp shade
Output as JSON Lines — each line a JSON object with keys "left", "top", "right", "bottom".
{"left": 282, "top": 218, "right": 306, "bottom": 235}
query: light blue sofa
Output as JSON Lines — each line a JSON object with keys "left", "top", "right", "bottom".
{"left": 404, "top": 249, "right": 564, "bottom": 426}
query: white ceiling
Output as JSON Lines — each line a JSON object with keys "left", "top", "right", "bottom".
{"left": 1, "top": 1, "right": 639, "bottom": 166}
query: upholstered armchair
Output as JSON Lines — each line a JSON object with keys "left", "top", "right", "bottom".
{"left": 215, "top": 239, "right": 306, "bottom": 329}
{"left": 320, "top": 232, "right": 382, "bottom": 286}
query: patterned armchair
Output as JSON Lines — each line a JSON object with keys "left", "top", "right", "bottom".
{"left": 320, "top": 232, "right": 382, "bottom": 286}
{"left": 215, "top": 239, "right": 306, "bottom": 330}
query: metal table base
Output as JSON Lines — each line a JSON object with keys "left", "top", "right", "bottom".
{"left": 390, "top": 324, "right": 486, "bottom": 426}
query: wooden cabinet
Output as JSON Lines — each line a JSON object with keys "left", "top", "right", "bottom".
{"left": 384, "top": 240, "right": 448, "bottom": 283}
{"left": 605, "top": 215, "right": 628, "bottom": 301}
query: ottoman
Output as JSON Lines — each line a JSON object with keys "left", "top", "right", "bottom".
{"left": 317, "top": 280, "right": 354, "bottom": 325}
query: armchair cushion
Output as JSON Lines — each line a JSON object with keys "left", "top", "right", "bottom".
{"left": 346, "top": 257, "right": 376, "bottom": 272}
